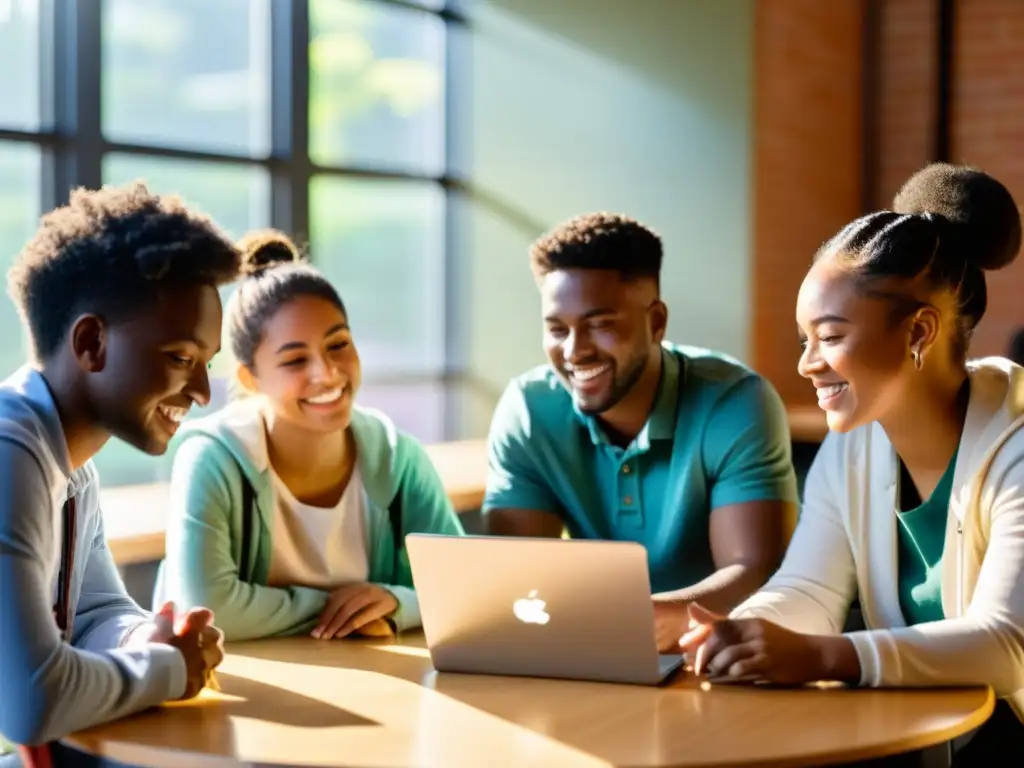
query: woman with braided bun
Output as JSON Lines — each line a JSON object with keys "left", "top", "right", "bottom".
{"left": 681, "top": 164, "right": 1024, "bottom": 763}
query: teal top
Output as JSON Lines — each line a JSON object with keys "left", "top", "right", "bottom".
{"left": 896, "top": 448, "right": 959, "bottom": 626}
{"left": 154, "top": 398, "right": 465, "bottom": 641}
{"left": 482, "top": 343, "right": 799, "bottom": 593}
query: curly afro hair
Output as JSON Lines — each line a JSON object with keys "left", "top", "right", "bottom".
{"left": 530, "top": 212, "right": 662, "bottom": 285}
{"left": 8, "top": 181, "right": 242, "bottom": 361}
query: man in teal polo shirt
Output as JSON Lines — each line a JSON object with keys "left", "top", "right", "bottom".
{"left": 482, "top": 212, "right": 799, "bottom": 651}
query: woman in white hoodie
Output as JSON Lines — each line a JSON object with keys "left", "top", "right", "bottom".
{"left": 681, "top": 163, "right": 1024, "bottom": 764}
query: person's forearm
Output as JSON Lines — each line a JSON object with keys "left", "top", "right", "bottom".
{"left": 653, "top": 563, "right": 771, "bottom": 614}
{"left": 483, "top": 507, "right": 565, "bottom": 538}
{"left": 0, "top": 571, "right": 185, "bottom": 744}
{"left": 77, "top": 612, "right": 150, "bottom": 652}
{"left": 185, "top": 577, "right": 331, "bottom": 641}
{"left": 812, "top": 634, "right": 862, "bottom": 684}
{"left": 378, "top": 584, "right": 420, "bottom": 632}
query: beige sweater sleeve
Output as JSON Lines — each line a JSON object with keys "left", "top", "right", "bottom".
{"left": 730, "top": 433, "right": 858, "bottom": 634}
{"left": 847, "top": 428, "right": 1024, "bottom": 696}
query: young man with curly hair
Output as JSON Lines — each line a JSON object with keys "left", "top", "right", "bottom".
{"left": 482, "top": 213, "right": 799, "bottom": 652}
{"left": 0, "top": 182, "right": 239, "bottom": 764}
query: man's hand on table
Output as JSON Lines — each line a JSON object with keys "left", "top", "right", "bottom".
{"left": 126, "top": 601, "right": 226, "bottom": 700}
{"left": 652, "top": 600, "right": 690, "bottom": 653}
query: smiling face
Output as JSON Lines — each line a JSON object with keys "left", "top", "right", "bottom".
{"left": 540, "top": 268, "right": 666, "bottom": 417}
{"left": 795, "top": 259, "right": 927, "bottom": 432}
{"left": 246, "top": 294, "right": 360, "bottom": 434}
{"left": 86, "top": 282, "right": 223, "bottom": 455}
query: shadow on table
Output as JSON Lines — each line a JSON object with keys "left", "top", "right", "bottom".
{"left": 67, "top": 671, "right": 377, "bottom": 765}
{"left": 203, "top": 672, "right": 377, "bottom": 728}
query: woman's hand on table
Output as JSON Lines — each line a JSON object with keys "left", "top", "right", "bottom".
{"left": 312, "top": 583, "right": 398, "bottom": 640}
{"left": 354, "top": 618, "right": 396, "bottom": 637}
{"left": 678, "top": 603, "right": 859, "bottom": 686}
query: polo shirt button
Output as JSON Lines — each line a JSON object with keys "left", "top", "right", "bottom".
{"left": 622, "top": 465, "right": 631, "bottom": 474}
{"left": 623, "top": 496, "right": 633, "bottom": 505}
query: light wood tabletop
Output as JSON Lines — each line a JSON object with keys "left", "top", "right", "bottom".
{"left": 65, "top": 634, "right": 993, "bottom": 768}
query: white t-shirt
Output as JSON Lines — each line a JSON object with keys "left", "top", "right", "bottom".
{"left": 266, "top": 465, "right": 369, "bottom": 589}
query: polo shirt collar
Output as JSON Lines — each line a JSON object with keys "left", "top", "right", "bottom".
{"left": 646, "top": 346, "right": 681, "bottom": 441}
{"left": 579, "top": 346, "right": 681, "bottom": 449}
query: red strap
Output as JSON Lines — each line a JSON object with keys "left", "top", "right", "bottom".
{"left": 54, "top": 497, "right": 76, "bottom": 640}
{"left": 19, "top": 498, "right": 78, "bottom": 763}
{"left": 17, "top": 744, "right": 53, "bottom": 768}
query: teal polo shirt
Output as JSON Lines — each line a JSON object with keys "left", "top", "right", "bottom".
{"left": 482, "top": 343, "right": 799, "bottom": 593}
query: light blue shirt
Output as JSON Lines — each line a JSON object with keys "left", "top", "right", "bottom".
{"left": 483, "top": 344, "right": 799, "bottom": 593}
{"left": 0, "top": 367, "right": 185, "bottom": 751}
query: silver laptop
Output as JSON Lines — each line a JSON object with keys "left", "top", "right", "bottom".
{"left": 405, "top": 534, "right": 685, "bottom": 686}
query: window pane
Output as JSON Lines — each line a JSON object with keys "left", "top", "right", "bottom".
{"left": 102, "top": 0, "right": 271, "bottom": 156}
{"left": 0, "top": 141, "right": 40, "bottom": 379}
{"left": 95, "top": 153, "right": 270, "bottom": 488}
{"left": 359, "top": 381, "right": 446, "bottom": 444}
{"left": 310, "top": 0, "right": 445, "bottom": 175}
{"left": 0, "top": 0, "right": 40, "bottom": 130}
{"left": 103, "top": 153, "right": 270, "bottom": 239}
{"left": 310, "top": 176, "right": 445, "bottom": 376}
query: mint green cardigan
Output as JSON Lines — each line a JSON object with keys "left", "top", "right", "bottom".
{"left": 153, "top": 399, "right": 464, "bottom": 641}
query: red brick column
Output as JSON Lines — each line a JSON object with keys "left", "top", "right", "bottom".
{"left": 753, "top": 0, "right": 1024, "bottom": 407}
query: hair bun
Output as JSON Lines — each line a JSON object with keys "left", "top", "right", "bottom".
{"left": 237, "top": 229, "right": 302, "bottom": 277}
{"left": 892, "top": 163, "right": 1022, "bottom": 271}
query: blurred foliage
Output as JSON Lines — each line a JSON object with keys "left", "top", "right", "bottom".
{"left": 309, "top": 0, "right": 443, "bottom": 173}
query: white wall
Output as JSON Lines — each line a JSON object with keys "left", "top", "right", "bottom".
{"left": 452, "top": 0, "right": 754, "bottom": 435}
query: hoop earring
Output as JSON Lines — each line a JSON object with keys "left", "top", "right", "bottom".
{"left": 912, "top": 349, "right": 922, "bottom": 371}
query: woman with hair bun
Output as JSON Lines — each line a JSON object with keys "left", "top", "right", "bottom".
{"left": 155, "top": 230, "right": 464, "bottom": 642}
{"left": 682, "top": 164, "right": 1024, "bottom": 761}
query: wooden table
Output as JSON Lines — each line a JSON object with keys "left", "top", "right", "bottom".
{"left": 65, "top": 634, "right": 993, "bottom": 768}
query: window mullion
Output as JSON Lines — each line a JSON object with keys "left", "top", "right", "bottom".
{"left": 39, "top": 0, "right": 102, "bottom": 211}
{"left": 269, "top": 0, "right": 310, "bottom": 243}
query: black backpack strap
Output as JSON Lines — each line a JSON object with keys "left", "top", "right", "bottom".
{"left": 238, "top": 462, "right": 257, "bottom": 581}
{"left": 388, "top": 482, "right": 404, "bottom": 578}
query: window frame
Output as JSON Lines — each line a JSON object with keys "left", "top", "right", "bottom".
{"left": 0, "top": 0, "right": 465, "bottom": 452}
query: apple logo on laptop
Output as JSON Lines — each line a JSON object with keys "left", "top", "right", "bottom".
{"left": 513, "top": 590, "right": 550, "bottom": 625}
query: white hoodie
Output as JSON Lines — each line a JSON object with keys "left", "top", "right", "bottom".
{"left": 733, "top": 357, "right": 1024, "bottom": 723}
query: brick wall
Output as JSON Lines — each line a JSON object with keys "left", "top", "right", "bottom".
{"left": 751, "top": 0, "right": 865, "bottom": 405}
{"left": 874, "top": 0, "right": 937, "bottom": 207}
{"left": 952, "top": 0, "right": 1024, "bottom": 358}
{"left": 753, "top": 0, "right": 1024, "bottom": 406}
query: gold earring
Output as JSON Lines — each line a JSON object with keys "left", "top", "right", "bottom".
{"left": 912, "top": 349, "right": 922, "bottom": 371}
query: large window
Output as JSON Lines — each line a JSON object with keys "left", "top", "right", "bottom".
{"left": 0, "top": 142, "right": 41, "bottom": 378}
{"left": 311, "top": 176, "right": 446, "bottom": 375}
{"left": 308, "top": 0, "right": 445, "bottom": 175}
{"left": 0, "top": 0, "right": 41, "bottom": 131}
{"left": 0, "top": 0, "right": 457, "bottom": 488}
